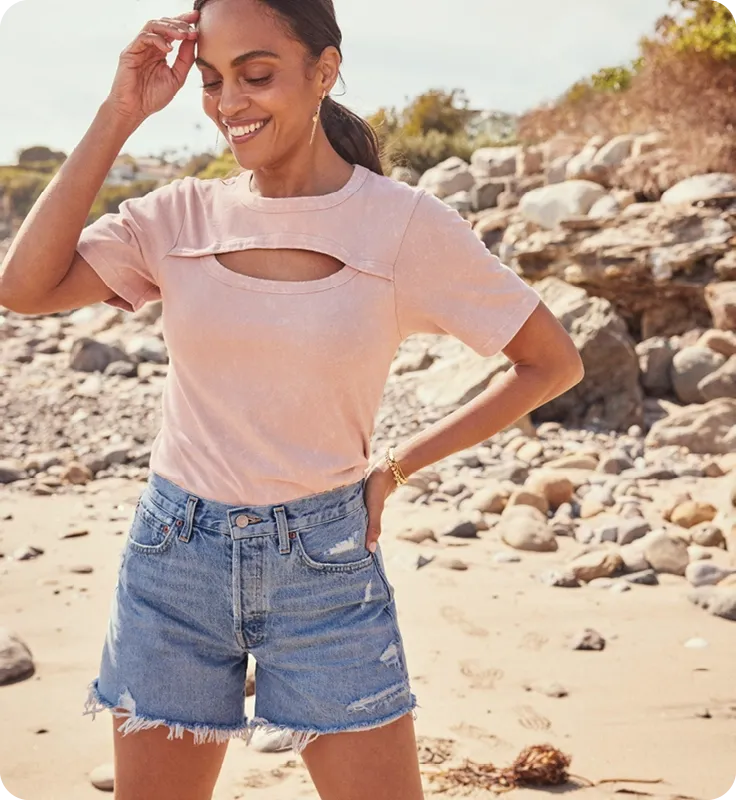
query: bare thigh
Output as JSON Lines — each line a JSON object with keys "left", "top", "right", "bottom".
{"left": 112, "top": 719, "right": 229, "bottom": 800}
{"left": 301, "top": 712, "right": 424, "bottom": 800}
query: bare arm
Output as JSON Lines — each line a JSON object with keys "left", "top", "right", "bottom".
{"left": 0, "top": 11, "right": 199, "bottom": 315}
{"left": 383, "top": 302, "right": 584, "bottom": 481}
{"left": 0, "top": 104, "right": 141, "bottom": 314}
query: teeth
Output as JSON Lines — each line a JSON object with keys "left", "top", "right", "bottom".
{"left": 229, "top": 120, "right": 266, "bottom": 137}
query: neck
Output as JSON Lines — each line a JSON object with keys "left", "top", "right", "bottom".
{"left": 249, "top": 129, "right": 354, "bottom": 199}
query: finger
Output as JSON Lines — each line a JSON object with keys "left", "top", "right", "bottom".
{"left": 158, "top": 17, "right": 199, "bottom": 37}
{"left": 170, "top": 37, "right": 196, "bottom": 85}
{"left": 135, "top": 31, "right": 174, "bottom": 55}
{"left": 365, "top": 517, "right": 381, "bottom": 554}
{"left": 142, "top": 20, "right": 196, "bottom": 42}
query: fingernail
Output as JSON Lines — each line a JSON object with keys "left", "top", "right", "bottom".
{"left": 368, "top": 542, "right": 377, "bottom": 553}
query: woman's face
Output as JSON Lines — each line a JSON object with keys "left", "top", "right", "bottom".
{"left": 195, "top": 0, "right": 337, "bottom": 170}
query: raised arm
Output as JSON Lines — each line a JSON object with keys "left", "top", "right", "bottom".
{"left": 0, "top": 11, "right": 199, "bottom": 315}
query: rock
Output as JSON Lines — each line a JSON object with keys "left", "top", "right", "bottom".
{"left": 670, "top": 501, "right": 717, "bottom": 529}
{"left": 533, "top": 279, "right": 642, "bottom": 430}
{"left": 470, "top": 146, "right": 520, "bottom": 179}
{"left": 69, "top": 337, "right": 130, "bottom": 373}
{"left": 538, "top": 569, "right": 580, "bottom": 588}
{"left": 69, "top": 564, "right": 94, "bottom": 574}
{"left": 617, "top": 519, "right": 651, "bottom": 546}
{"left": 517, "top": 148, "right": 544, "bottom": 177}
{"left": 624, "top": 569, "right": 659, "bottom": 586}
{"left": 62, "top": 462, "right": 93, "bottom": 485}
{"left": 104, "top": 360, "right": 138, "bottom": 378}
{"left": 391, "top": 165, "right": 419, "bottom": 186}
{"left": 546, "top": 155, "right": 571, "bottom": 184}
{"left": 89, "top": 763, "right": 115, "bottom": 792}
{"left": 688, "top": 588, "right": 736, "bottom": 621}
{"left": 390, "top": 349, "right": 434, "bottom": 375}
{"left": 519, "top": 181, "right": 607, "bottom": 229}
{"left": 524, "top": 472, "right": 574, "bottom": 510}
{"left": 570, "top": 628, "right": 606, "bottom": 651}
{"left": 13, "top": 545, "right": 44, "bottom": 561}
{"left": 631, "top": 132, "right": 665, "bottom": 158}
{"left": 690, "top": 523, "right": 726, "bottom": 549}
{"left": 544, "top": 454, "right": 598, "bottom": 471}
{"left": 644, "top": 532, "right": 689, "bottom": 576}
{"left": 0, "top": 628, "right": 34, "bottom": 685}
{"left": 688, "top": 545, "right": 712, "bottom": 562}
{"left": 636, "top": 337, "right": 674, "bottom": 396}
{"left": 0, "top": 458, "right": 25, "bottom": 484}
{"left": 568, "top": 550, "right": 624, "bottom": 583}
{"left": 699, "top": 355, "right": 736, "bottom": 401}
{"left": 125, "top": 335, "right": 168, "bottom": 364}
{"left": 587, "top": 194, "right": 621, "bottom": 218}
{"left": 500, "top": 512, "right": 558, "bottom": 552}
{"left": 471, "top": 179, "right": 506, "bottom": 211}
{"left": 686, "top": 561, "right": 735, "bottom": 587}
{"left": 397, "top": 528, "right": 437, "bottom": 544}
{"left": 437, "top": 557, "right": 469, "bottom": 571}
{"left": 684, "top": 638, "right": 709, "bottom": 650}
{"left": 598, "top": 453, "right": 634, "bottom": 475}
{"left": 442, "top": 521, "right": 479, "bottom": 539}
{"left": 523, "top": 680, "right": 569, "bottom": 698}
{"left": 619, "top": 544, "right": 650, "bottom": 573}
{"left": 416, "top": 352, "right": 509, "bottom": 409}
{"left": 467, "top": 485, "right": 507, "bottom": 514}
{"left": 697, "top": 329, "right": 736, "bottom": 358}
{"left": 593, "top": 135, "right": 635, "bottom": 168}
{"left": 249, "top": 727, "right": 294, "bottom": 753}
{"left": 646, "top": 398, "right": 736, "bottom": 455}
{"left": 504, "top": 489, "right": 549, "bottom": 516}
{"left": 418, "top": 157, "right": 474, "bottom": 199}
{"left": 670, "top": 346, "right": 725, "bottom": 404}
{"left": 444, "top": 191, "right": 473, "bottom": 214}
{"left": 493, "top": 551, "right": 522, "bottom": 564}
{"left": 661, "top": 173, "right": 736, "bottom": 206}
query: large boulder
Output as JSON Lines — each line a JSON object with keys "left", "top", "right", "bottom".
{"left": 661, "top": 173, "right": 736, "bottom": 206}
{"left": 699, "top": 355, "right": 736, "bottom": 401}
{"left": 705, "top": 282, "right": 736, "bottom": 331}
{"left": 670, "top": 346, "right": 726, "bottom": 404}
{"left": 533, "top": 278, "right": 643, "bottom": 430}
{"left": 519, "top": 181, "right": 607, "bottom": 230}
{"left": 418, "top": 157, "right": 474, "bottom": 199}
{"left": 645, "top": 398, "right": 736, "bottom": 454}
{"left": 470, "top": 146, "right": 521, "bottom": 180}
{"left": 592, "top": 135, "right": 636, "bottom": 169}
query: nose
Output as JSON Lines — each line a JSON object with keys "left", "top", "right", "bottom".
{"left": 218, "top": 79, "right": 251, "bottom": 121}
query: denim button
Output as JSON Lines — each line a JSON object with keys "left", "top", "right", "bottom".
{"left": 235, "top": 514, "right": 249, "bottom": 528}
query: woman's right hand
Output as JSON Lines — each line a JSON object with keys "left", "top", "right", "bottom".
{"left": 105, "top": 10, "right": 200, "bottom": 125}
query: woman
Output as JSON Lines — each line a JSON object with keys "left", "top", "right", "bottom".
{"left": 0, "top": 0, "right": 583, "bottom": 797}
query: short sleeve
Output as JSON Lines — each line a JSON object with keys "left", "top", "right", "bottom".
{"left": 394, "top": 191, "right": 541, "bottom": 357}
{"left": 76, "top": 179, "right": 184, "bottom": 312}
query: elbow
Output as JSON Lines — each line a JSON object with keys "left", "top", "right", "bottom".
{"left": 0, "top": 284, "right": 43, "bottom": 316}
{"left": 567, "top": 350, "right": 585, "bottom": 388}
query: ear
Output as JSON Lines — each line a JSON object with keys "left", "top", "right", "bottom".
{"left": 317, "top": 45, "right": 341, "bottom": 94}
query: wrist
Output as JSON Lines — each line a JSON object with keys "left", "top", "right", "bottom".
{"left": 98, "top": 100, "right": 145, "bottom": 138}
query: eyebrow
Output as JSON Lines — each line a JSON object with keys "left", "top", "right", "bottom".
{"left": 195, "top": 50, "right": 280, "bottom": 70}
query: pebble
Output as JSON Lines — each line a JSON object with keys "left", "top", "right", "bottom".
{"left": 684, "top": 638, "right": 709, "bottom": 649}
{"left": 58, "top": 529, "right": 90, "bottom": 540}
{"left": 68, "top": 565, "right": 94, "bottom": 575}
{"left": 12, "top": 545, "right": 44, "bottom": 561}
{"left": 397, "top": 528, "right": 437, "bottom": 544}
{"left": 539, "top": 569, "right": 580, "bottom": 588}
{"left": 89, "top": 763, "right": 115, "bottom": 792}
{"left": 624, "top": 570, "right": 659, "bottom": 586}
{"left": 493, "top": 551, "right": 522, "bottom": 564}
{"left": 0, "top": 628, "right": 34, "bottom": 685}
{"left": 570, "top": 628, "right": 606, "bottom": 651}
{"left": 441, "top": 521, "right": 479, "bottom": 539}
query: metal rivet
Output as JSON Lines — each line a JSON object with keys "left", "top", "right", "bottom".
{"left": 163, "top": 525, "right": 169, "bottom": 532}
{"left": 176, "top": 520, "right": 183, "bottom": 526}
{"left": 235, "top": 514, "right": 249, "bottom": 529}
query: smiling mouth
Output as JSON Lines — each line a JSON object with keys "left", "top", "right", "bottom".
{"left": 226, "top": 118, "right": 271, "bottom": 142}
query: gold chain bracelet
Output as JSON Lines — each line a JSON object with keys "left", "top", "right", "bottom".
{"left": 385, "top": 445, "right": 408, "bottom": 487}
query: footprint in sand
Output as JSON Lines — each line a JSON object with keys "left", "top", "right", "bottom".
{"left": 440, "top": 606, "right": 489, "bottom": 637}
{"left": 518, "top": 631, "right": 549, "bottom": 651}
{"left": 449, "top": 722, "right": 506, "bottom": 748}
{"left": 459, "top": 660, "right": 504, "bottom": 690}
{"left": 515, "top": 704, "right": 552, "bottom": 731}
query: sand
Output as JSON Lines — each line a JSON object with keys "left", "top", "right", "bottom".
{"left": 0, "top": 476, "right": 734, "bottom": 800}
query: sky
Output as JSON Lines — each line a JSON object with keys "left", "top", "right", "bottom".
{"left": 0, "top": 0, "right": 677, "bottom": 165}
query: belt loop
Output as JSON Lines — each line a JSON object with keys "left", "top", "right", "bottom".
{"left": 179, "top": 495, "right": 199, "bottom": 543}
{"left": 274, "top": 506, "right": 291, "bottom": 554}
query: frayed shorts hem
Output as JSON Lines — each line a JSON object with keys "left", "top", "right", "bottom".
{"left": 83, "top": 679, "right": 419, "bottom": 755}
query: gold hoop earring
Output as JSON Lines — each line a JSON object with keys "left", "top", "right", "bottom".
{"left": 309, "top": 91, "right": 327, "bottom": 146}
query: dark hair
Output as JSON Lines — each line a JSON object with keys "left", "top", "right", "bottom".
{"left": 193, "top": 0, "right": 383, "bottom": 175}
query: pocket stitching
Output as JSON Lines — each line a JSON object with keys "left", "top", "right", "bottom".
{"left": 293, "top": 510, "right": 374, "bottom": 573}
{"left": 127, "top": 503, "right": 177, "bottom": 555}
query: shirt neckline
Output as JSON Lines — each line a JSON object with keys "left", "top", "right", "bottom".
{"left": 235, "top": 164, "right": 369, "bottom": 212}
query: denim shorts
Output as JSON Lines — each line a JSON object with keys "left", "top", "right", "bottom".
{"left": 82, "top": 472, "right": 417, "bottom": 752}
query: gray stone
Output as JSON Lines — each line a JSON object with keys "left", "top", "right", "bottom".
{"left": 688, "top": 588, "right": 736, "bottom": 621}
{"left": 570, "top": 628, "right": 606, "bottom": 651}
{"left": 644, "top": 532, "right": 689, "bottom": 576}
{"left": 89, "top": 763, "right": 115, "bottom": 792}
{"left": 624, "top": 569, "right": 659, "bottom": 586}
{"left": 671, "top": 346, "right": 726, "bottom": 404}
{"left": 0, "top": 628, "right": 34, "bottom": 685}
{"left": 636, "top": 337, "right": 674, "bottom": 397}
{"left": 69, "top": 337, "right": 130, "bottom": 373}
{"left": 646, "top": 398, "right": 736, "bottom": 455}
{"left": 661, "top": 173, "right": 736, "bottom": 206}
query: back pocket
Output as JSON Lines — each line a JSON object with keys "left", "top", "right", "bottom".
{"left": 127, "top": 493, "right": 178, "bottom": 554}
{"left": 294, "top": 504, "right": 373, "bottom": 573}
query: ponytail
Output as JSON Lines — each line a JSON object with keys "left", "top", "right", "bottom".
{"left": 322, "top": 96, "right": 384, "bottom": 176}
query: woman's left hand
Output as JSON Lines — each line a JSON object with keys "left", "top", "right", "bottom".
{"left": 363, "top": 462, "right": 398, "bottom": 553}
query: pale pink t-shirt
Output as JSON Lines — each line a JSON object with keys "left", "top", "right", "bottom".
{"left": 76, "top": 165, "right": 541, "bottom": 504}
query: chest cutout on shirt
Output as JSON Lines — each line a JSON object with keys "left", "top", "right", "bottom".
{"left": 214, "top": 248, "right": 345, "bottom": 282}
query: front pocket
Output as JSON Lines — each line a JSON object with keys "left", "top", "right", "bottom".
{"left": 294, "top": 504, "right": 373, "bottom": 573}
{"left": 127, "top": 498, "right": 177, "bottom": 554}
